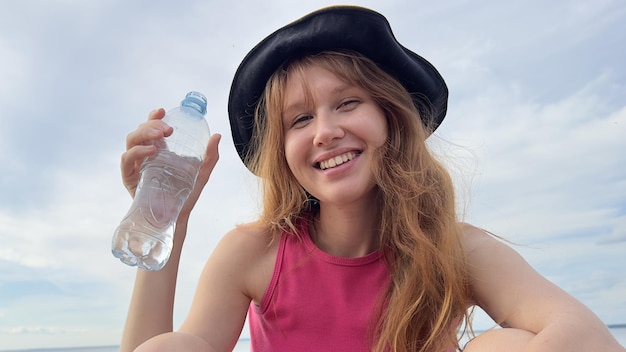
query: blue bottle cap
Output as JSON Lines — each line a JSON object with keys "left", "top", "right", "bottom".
{"left": 181, "top": 91, "right": 207, "bottom": 115}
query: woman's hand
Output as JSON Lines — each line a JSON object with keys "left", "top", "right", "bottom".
{"left": 180, "top": 132, "right": 221, "bottom": 220}
{"left": 121, "top": 108, "right": 173, "bottom": 197}
{"left": 119, "top": 108, "right": 222, "bottom": 213}
{"left": 118, "top": 109, "right": 222, "bottom": 352}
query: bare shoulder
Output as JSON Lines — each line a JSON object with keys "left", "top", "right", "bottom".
{"left": 211, "top": 222, "right": 279, "bottom": 303}
{"left": 210, "top": 222, "right": 277, "bottom": 275}
{"left": 457, "top": 222, "right": 532, "bottom": 307}
{"left": 459, "top": 222, "right": 577, "bottom": 324}
{"left": 218, "top": 221, "right": 276, "bottom": 255}
{"left": 458, "top": 222, "right": 528, "bottom": 275}
{"left": 179, "top": 223, "right": 278, "bottom": 347}
{"left": 459, "top": 222, "right": 502, "bottom": 254}
{"left": 457, "top": 225, "right": 624, "bottom": 350}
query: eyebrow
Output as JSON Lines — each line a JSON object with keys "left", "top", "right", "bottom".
{"left": 283, "top": 102, "right": 307, "bottom": 121}
{"left": 331, "top": 82, "right": 354, "bottom": 93}
{"left": 282, "top": 81, "right": 360, "bottom": 120}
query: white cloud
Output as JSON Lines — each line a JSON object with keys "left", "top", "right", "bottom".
{"left": 600, "top": 215, "right": 626, "bottom": 244}
{"left": 0, "top": 0, "right": 625, "bottom": 349}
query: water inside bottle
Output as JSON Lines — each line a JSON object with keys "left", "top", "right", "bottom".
{"left": 112, "top": 150, "right": 201, "bottom": 270}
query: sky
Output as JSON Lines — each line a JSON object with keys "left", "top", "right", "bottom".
{"left": 0, "top": 0, "right": 625, "bottom": 349}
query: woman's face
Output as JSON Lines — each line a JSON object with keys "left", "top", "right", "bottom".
{"left": 281, "top": 65, "right": 388, "bottom": 207}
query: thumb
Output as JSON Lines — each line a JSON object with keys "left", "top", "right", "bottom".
{"left": 197, "top": 133, "right": 222, "bottom": 185}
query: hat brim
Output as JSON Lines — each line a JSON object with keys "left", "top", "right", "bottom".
{"left": 228, "top": 6, "right": 448, "bottom": 167}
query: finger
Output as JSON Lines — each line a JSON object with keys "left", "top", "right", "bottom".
{"left": 180, "top": 134, "right": 222, "bottom": 216}
{"left": 196, "top": 134, "right": 222, "bottom": 185}
{"left": 146, "top": 108, "right": 174, "bottom": 137}
{"left": 204, "top": 133, "right": 222, "bottom": 170}
{"left": 147, "top": 108, "right": 166, "bottom": 121}
{"left": 120, "top": 144, "right": 156, "bottom": 179}
{"left": 125, "top": 119, "right": 172, "bottom": 150}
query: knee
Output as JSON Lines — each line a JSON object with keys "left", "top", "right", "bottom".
{"left": 464, "top": 328, "right": 535, "bottom": 352}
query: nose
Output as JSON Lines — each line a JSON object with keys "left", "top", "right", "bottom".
{"left": 313, "top": 111, "right": 344, "bottom": 146}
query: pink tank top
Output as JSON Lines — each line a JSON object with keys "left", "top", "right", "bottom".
{"left": 248, "top": 219, "right": 389, "bottom": 351}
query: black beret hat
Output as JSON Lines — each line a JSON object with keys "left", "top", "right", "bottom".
{"left": 228, "top": 5, "right": 448, "bottom": 168}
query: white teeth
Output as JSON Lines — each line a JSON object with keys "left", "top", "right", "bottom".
{"left": 319, "top": 152, "right": 356, "bottom": 170}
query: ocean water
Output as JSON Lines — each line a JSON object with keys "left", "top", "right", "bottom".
{"left": 0, "top": 340, "right": 250, "bottom": 352}
{"left": 2, "top": 328, "right": 624, "bottom": 351}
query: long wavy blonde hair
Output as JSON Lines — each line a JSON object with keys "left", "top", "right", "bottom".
{"left": 246, "top": 50, "right": 471, "bottom": 352}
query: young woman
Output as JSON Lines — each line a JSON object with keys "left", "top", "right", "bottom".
{"left": 118, "top": 6, "right": 624, "bottom": 352}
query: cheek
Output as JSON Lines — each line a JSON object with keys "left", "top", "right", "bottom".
{"left": 374, "top": 116, "right": 389, "bottom": 148}
{"left": 282, "top": 136, "right": 300, "bottom": 173}
{"left": 379, "top": 123, "right": 388, "bottom": 146}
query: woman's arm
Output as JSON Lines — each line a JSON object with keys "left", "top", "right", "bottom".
{"left": 133, "top": 225, "right": 269, "bottom": 352}
{"left": 120, "top": 219, "right": 195, "bottom": 351}
{"left": 118, "top": 109, "right": 222, "bottom": 351}
{"left": 463, "top": 224, "right": 625, "bottom": 352}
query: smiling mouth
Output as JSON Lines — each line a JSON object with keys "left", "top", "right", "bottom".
{"left": 318, "top": 152, "right": 357, "bottom": 170}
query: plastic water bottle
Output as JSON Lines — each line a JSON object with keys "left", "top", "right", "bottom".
{"left": 112, "top": 91, "right": 210, "bottom": 271}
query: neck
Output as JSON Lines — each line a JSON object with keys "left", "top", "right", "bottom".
{"left": 312, "top": 198, "right": 380, "bottom": 258}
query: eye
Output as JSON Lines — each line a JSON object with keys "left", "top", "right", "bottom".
{"left": 290, "top": 114, "right": 313, "bottom": 128}
{"left": 338, "top": 99, "right": 359, "bottom": 111}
